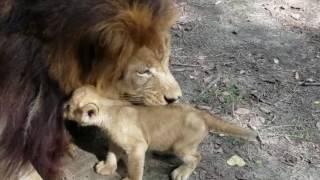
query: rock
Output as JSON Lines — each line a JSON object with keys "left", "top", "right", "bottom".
{"left": 290, "top": 13, "right": 301, "bottom": 20}
{"left": 215, "top": 1, "right": 222, "bottom": 5}
{"left": 273, "top": 58, "right": 279, "bottom": 64}
{"left": 316, "top": 122, "right": 320, "bottom": 130}
{"left": 294, "top": 72, "right": 300, "bottom": 80}
{"left": 240, "top": 70, "right": 246, "bottom": 75}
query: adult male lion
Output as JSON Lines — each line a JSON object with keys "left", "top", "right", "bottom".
{"left": 0, "top": 0, "right": 181, "bottom": 179}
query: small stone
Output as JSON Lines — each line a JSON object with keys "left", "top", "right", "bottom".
{"left": 189, "top": 75, "right": 196, "bottom": 79}
{"left": 215, "top": 1, "right": 222, "bottom": 5}
{"left": 290, "top": 13, "right": 301, "bottom": 20}
{"left": 306, "top": 78, "right": 315, "bottom": 82}
{"left": 314, "top": 101, "right": 320, "bottom": 105}
{"left": 316, "top": 122, "right": 320, "bottom": 130}
{"left": 222, "top": 91, "right": 231, "bottom": 96}
{"left": 240, "top": 70, "right": 246, "bottom": 75}
{"left": 273, "top": 58, "right": 279, "bottom": 64}
{"left": 295, "top": 72, "right": 300, "bottom": 80}
{"left": 256, "top": 160, "right": 262, "bottom": 165}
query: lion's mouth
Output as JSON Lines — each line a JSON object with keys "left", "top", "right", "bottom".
{"left": 120, "top": 93, "right": 169, "bottom": 106}
{"left": 120, "top": 93, "right": 144, "bottom": 105}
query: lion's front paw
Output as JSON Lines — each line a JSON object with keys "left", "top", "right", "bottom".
{"left": 171, "top": 166, "right": 193, "bottom": 180}
{"left": 94, "top": 161, "right": 117, "bottom": 176}
{"left": 122, "top": 177, "right": 130, "bottom": 180}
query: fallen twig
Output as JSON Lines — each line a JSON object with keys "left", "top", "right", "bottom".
{"left": 172, "top": 68, "right": 194, "bottom": 72}
{"left": 171, "top": 63, "right": 201, "bottom": 67}
{"left": 299, "top": 82, "right": 320, "bottom": 86}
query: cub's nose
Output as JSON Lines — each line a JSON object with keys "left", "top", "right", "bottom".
{"left": 164, "top": 96, "right": 180, "bottom": 104}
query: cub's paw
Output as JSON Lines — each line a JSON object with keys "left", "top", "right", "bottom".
{"left": 171, "top": 166, "right": 193, "bottom": 180}
{"left": 122, "top": 177, "right": 130, "bottom": 180}
{"left": 94, "top": 161, "right": 117, "bottom": 176}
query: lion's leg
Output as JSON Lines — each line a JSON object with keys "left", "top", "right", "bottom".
{"left": 95, "top": 142, "right": 124, "bottom": 176}
{"left": 95, "top": 151, "right": 118, "bottom": 176}
{"left": 171, "top": 131, "right": 204, "bottom": 180}
{"left": 171, "top": 148, "right": 201, "bottom": 180}
{"left": 123, "top": 143, "right": 147, "bottom": 180}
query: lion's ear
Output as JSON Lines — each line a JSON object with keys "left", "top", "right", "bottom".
{"left": 82, "top": 103, "right": 99, "bottom": 119}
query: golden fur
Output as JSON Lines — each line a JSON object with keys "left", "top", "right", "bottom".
{"left": 48, "top": 0, "right": 181, "bottom": 105}
{"left": 64, "top": 86, "right": 257, "bottom": 180}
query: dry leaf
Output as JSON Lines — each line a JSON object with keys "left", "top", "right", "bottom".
{"left": 227, "top": 155, "right": 246, "bottom": 167}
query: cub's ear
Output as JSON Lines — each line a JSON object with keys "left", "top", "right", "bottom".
{"left": 82, "top": 103, "right": 99, "bottom": 119}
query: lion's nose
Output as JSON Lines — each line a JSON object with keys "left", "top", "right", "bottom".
{"left": 164, "top": 96, "right": 180, "bottom": 104}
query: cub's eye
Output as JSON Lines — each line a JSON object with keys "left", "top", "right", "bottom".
{"left": 137, "top": 69, "right": 152, "bottom": 76}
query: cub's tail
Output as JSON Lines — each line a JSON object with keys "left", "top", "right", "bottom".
{"left": 203, "top": 113, "right": 257, "bottom": 141}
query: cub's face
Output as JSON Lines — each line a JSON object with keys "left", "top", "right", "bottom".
{"left": 115, "top": 46, "right": 182, "bottom": 106}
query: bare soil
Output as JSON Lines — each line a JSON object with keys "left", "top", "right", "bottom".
{"left": 63, "top": 0, "right": 320, "bottom": 179}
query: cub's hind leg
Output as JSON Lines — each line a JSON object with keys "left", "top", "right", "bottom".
{"left": 171, "top": 148, "right": 201, "bottom": 180}
{"left": 171, "top": 127, "right": 205, "bottom": 180}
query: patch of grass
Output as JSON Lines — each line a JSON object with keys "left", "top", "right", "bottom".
{"left": 216, "top": 84, "right": 243, "bottom": 112}
{"left": 194, "top": 84, "right": 243, "bottom": 112}
{"left": 220, "top": 84, "right": 241, "bottom": 105}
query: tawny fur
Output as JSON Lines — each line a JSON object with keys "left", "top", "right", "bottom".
{"left": 64, "top": 86, "right": 257, "bottom": 180}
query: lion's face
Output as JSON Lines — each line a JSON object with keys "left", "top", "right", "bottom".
{"left": 48, "top": 0, "right": 181, "bottom": 106}
{"left": 115, "top": 46, "right": 182, "bottom": 105}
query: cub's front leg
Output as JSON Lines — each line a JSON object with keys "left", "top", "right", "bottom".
{"left": 95, "top": 142, "right": 124, "bottom": 176}
{"left": 123, "top": 143, "right": 148, "bottom": 180}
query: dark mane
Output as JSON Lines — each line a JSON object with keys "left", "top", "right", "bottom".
{"left": 0, "top": 35, "right": 69, "bottom": 179}
{"left": 0, "top": 0, "right": 177, "bottom": 179}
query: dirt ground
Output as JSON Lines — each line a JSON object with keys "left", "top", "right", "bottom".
{"left": 63, "top": 0, "right": 320, "bottom": 179}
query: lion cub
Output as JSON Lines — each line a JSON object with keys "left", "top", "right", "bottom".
{"left": 64, "top": 86, "right": 257, "bottom": 180}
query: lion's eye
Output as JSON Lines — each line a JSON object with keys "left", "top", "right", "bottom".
{"left": 137, "top": 69, "right": 152, "bottom": 76}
